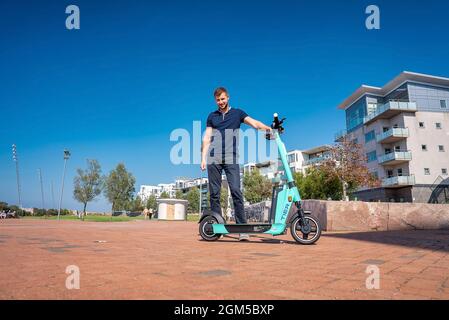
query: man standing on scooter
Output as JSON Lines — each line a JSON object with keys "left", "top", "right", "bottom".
{"left": 201, "top": 87, "right": 272, "bottom": 241}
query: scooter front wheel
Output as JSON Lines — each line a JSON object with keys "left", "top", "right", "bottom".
{"left": 199, "top": 216, "right": 222, "bottom": 241}
{"left": 291, "top": 214, "right": 321, "bottom": 245}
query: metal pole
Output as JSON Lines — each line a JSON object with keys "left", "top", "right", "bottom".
{"left": 51, "top": 180, "right": 55, "bottom": 209}
{"left": 199, "top": 176, "right": 202, "bottom": 216}
{"left": 38, "top": 168, "right": 45, "bottom": 210}
{"left": 12, "top": 144, "right": 22, "bottom": 210}
{"left": 58, "top": 149, "right": 70, "bottom": 220}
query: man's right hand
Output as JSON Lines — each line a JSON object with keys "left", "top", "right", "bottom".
{"left": 201, "top": 159, "right": 207, "bottom": 171}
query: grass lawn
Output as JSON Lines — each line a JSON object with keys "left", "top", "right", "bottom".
{"left": 22, "top": 215, "right": 145, "bottom": 222}
{"left": 21, "top": 214, "right": 201, "bottom": 222}
{"left": 187, "top": 214, "right": 200, "bottom": 222}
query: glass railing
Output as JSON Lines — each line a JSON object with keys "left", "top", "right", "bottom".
{"left": 376, "top": 128, "right": 409, "bottom": 142}
{"left": 378, "top": 151, "right": 412, "bottom": 164}
{"left": 303, "top": 156, "right": 331, "bottom": 166}
{"left": 382, "top": 175, "right": 415, "bottom": 187}
{"left": 364, "top": 101, "right": 417, "bottom": 124}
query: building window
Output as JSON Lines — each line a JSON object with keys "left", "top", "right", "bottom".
{"left": 436, "top": 123, "right": 442, "bottom": 129}
{"left": 424, "top": 168, "right": 430, "bottom": 175}
{"left": 439, "top": 145, "right": 445, "bottom": 152}
{"left": 288, "top": 154, "right": 296, "bottom": 163}
{"left": 421, "top": 145, "right": 427, "bottom": 151}
{"left": 419, "top": 122, "right": 425, "bottom": 128}
{"left": 441, "top": 100, "right": 447, "bottom": 109}
{"left": 397, "top": 168, "right": 403, "bottom": 176}
{"left": 442, "top": 168, "right": 448, "bottom": 175}
{"left": 366, "top": 151, "right": 377, "bottom": 163}
{"left": 364, "top": 130, "right": 375, "bottom": 143}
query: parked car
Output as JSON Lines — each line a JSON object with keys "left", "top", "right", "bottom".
{"left": 126, "top": 212, "right": 142, "bottom": 217}
{"left": 112, "top": 210, "right": 129, "bottom": 216}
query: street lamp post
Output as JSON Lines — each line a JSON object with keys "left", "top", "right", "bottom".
{"left": 12, "top": 144, "right": 22, "bottom": 210}
{"left": 51, "top": 180, "right": 56, "bottom": 209}
{"left": 57, "top": 149, "right": 71, "bottom": 220}
{"left": 38, "top": 168, "right": 45, "bottom": 210}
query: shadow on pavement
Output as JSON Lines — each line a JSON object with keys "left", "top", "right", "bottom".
{"left": 322, "top": 229, "right": 449, "bottom": 252}
{"left": 198, "top": 234, "right": 306, "bottom": 245}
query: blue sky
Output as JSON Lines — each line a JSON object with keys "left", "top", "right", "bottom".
{"left": 1, "top": 0, "right": 449, "bottom": 211}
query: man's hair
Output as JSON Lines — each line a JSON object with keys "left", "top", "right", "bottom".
{"left": 214, "top": 87, "right": 228, "bottom": 97}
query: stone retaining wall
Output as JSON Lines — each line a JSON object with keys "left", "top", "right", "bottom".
{"left": 302, "top": 200, "right": 449, "bottom": 231}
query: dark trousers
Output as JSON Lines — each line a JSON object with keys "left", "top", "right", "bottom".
{"left": 207, "top": 163, "right": 247, "bottom": 224}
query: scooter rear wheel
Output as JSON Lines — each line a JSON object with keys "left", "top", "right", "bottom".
{"left": 291, "top": 214, "right": 321, "bottom": 245}
{"left": 199, "top": 216, "right": 222, "bottom": 241}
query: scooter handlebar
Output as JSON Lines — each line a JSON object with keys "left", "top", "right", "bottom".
{"left": 271, "top": 113, "right": 286, "bottom": 132}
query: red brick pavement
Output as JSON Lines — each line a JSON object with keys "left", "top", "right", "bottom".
{"left": 0, "top": 219, "right": 448, "bottom": 300}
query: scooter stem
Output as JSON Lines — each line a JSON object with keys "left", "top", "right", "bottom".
{"left": 274, "top": 130, "right": 294, "bottom": 183}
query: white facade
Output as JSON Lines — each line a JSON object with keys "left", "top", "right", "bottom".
{"left": 138, "top": 183, "right": 176, "bottom": 201}
{"left": 337, "top": 71, "right": 449, "bottom": 203}
{"left": 287, "top": 147, "right": 331, "bottom": 174}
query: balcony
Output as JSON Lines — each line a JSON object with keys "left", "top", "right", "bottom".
{"left": 376, "top": 128, "right": 409, "bottom": 144}
{"left": 382, "top": 175, "right": 415, "bottom": 188}
{"left": 364, "top": 101, "right": 417, "bottom": 125}
{"left": 378, "top": 151, "right": 412, "bottom": 165}
{"left": 303, "top": 156, "right": 331, "bottom": 166}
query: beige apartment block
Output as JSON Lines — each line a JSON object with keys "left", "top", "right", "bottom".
{"left": 336, "top": 71, "right": 449, "bottom": 203}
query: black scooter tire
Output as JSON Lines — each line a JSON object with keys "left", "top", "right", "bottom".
{"left": 199, "top": 216, "right": 222, "bottom": 241}
{"left": 290, "top": 214, "right": 321, "bottom": 245}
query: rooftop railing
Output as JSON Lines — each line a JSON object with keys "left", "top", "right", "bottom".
{"left": 364, "top": 100, "right": 417, "bottom": 124}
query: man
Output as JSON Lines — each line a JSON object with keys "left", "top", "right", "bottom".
{"left": 201, "top": 87, "right": 271, "bottom": 241}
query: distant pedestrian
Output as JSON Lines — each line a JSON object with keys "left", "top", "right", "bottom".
{"left": 143, "top": 208, "right": 149, "bottom": 220}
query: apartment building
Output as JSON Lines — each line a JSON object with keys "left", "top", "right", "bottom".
{"left": 336, "top": 71, "right": 449, "bottom": 203}
{"left": 241, "top": 161, "right": 278, "bottom": 179}
{"left": 138, "top": 183, "right": 176, "bottom": 201}
{"left": 287, "top": 146, "right": 332, "bottom": 174}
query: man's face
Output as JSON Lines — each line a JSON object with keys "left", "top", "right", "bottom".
{"left": 215, "top": 92, "right": 229, "bottom": 110}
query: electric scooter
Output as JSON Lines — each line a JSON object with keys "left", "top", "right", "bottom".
{"left": 199, "top": 113, "right": 322, "bottom": 245}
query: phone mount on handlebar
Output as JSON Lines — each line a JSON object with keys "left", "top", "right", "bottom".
{"left": 271, "top": 113, "right": 286, "bottom": 133}
{"left": 265, "top": 113, "right": 286, "bottom": 140}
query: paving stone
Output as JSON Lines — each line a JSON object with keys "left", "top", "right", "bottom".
{"left": 1, "top": 219, "right": 448, "bottom": 299}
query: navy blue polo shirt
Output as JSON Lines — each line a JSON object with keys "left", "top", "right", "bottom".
{"left": 206, "top": 107, "right": 248, "bottom": 161}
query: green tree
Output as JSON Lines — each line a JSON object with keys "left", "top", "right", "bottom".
{"left": 175, "top": 190, "right": 185, "bottom": 200}
{"left": 146, "top": 194, "right": 158, "bottom": 212}
{"left": 160, "top": 191, "right": 170, "bottom": 199}
{"left": 185, "top": 187, "right": 200, "bottom": 214}
{"left": 294, "top": 167, "right": 342, "bottom": 200}
{"left": 128, "top": 196, "right": 144, "bottom": 212}
{"left": 220, "top": 186, "right": 229, "bottom": 211}
{"left": 73, "top": 159, "right": 104, "bottom": 220}
{"left": 242, "top": 169, "right": 272, "bottom": 204}
{"left": 104, "top": 163, "right": 136, "bottom": 211}
{"left": 0, "top": 202, "right": 9, "bottom": 211}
